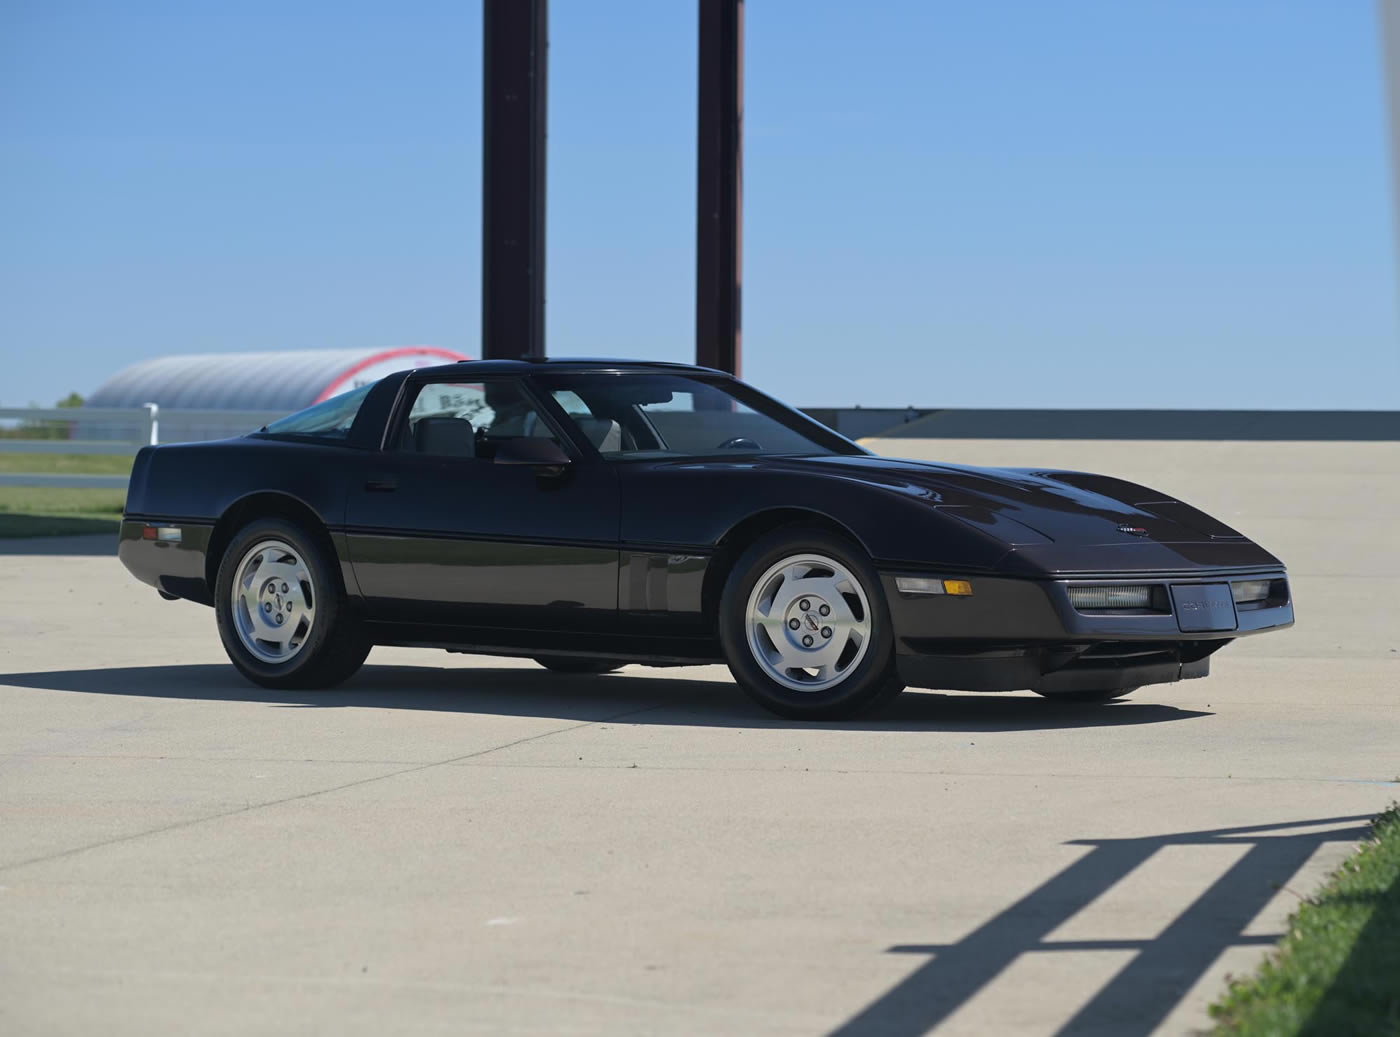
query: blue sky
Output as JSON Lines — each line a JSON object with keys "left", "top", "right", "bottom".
{"left": 2, "top": 0, "right": 1397, "bottom": 408}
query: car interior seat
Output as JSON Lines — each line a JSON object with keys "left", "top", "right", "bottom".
{"left": 415, "top": 417, "right": 476, "bottom": 457}
{"left": 575, "top": 417, "right": 624, "bottom": 453}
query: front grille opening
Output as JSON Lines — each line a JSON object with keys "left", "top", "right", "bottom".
{"left": 1067, "top": 583, "right": 1170, "bottom": 614}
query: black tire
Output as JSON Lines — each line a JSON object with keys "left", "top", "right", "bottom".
{"left": 533, "top": 655, "right": 626, "bottom": 675}
{"left": 718, "top": 525, "right": 903, "bottom": 720}
{"left": 214, "top": 518, "right": 371, "bottom": 690}
{"left": 1035, "top": 686, "right": 1140, "bottom": 703}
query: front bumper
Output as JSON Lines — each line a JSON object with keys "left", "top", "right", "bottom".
{"left": 881, "top": 569, "right": 1293, "bottom": 693}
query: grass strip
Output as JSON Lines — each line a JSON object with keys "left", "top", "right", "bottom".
{"left": 1211, "top": 802, "right": 1400, "bottom": 1035}
{"left": 0, "top": 487, "right": 126, "bottom": 538}
{"left": 0, "top": 486, "right": 126, "bottom": 515}
{"left": 0, "top": 453, "right": 135, "bottom": 476}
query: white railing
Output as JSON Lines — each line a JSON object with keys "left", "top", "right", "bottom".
{"left": 0, "top": 406, "right": 289, "bottom": 447}
{"left": 0, "top": 406, "right": 290, "bottom": 489}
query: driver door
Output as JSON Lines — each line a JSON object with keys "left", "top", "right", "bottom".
{"left": 345, "top": 377, "right": 619, "bottom": 636}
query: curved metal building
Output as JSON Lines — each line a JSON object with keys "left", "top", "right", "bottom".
{"left": 88, "top": 347, "right": 468, "bottom": 411}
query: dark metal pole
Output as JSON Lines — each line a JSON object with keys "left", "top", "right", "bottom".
{"left": 482, "top": 0, "right": 548, "bottom": 359}
{"left": 696, "top": 0, "right": 744, "bottom": 375}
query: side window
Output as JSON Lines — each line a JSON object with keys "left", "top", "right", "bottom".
{"left": 400, "top": 380, "right": 557, "bottom": 459}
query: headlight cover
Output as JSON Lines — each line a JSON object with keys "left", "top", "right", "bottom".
{"left": 1230, "top": 579, "right": 1273, "bottom": 604}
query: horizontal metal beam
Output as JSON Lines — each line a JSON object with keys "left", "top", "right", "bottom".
{"left": 0, "top": 440, "right": 140, "bottom": 455}
{"left": 0, "top": 407, "right": 287, "bottom": 425}
{"left": 805, "top": 407, "right": 1400, "bottom": 442}
{"left": 0, "top": 473, "right": 129, "bottom": 489}
{"left": 0, "top": 407, "right": 153, "bottom": 423}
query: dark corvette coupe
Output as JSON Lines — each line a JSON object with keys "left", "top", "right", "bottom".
{"left": 119, "top": 359, "right": 1293, "bottom": 719}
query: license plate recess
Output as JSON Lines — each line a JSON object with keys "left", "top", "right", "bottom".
{"left": 1170, "top": 582, "right": 1237, "bottom": 632}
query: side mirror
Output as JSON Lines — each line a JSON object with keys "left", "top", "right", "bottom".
{"left": 493, "top": 437, "right": 572, "bottom": 469}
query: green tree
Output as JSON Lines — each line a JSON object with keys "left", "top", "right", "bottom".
{"left": 55, "top": 392, "right": 84, "bottom": 409}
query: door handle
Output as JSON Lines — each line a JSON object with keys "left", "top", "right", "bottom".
{"left": 364, "top": 477, "right": 398, "bottom": 492}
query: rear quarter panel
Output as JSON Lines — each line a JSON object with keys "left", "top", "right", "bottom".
{"left": 125, "top": 438, "right": 359, "bottom": 523}
{"left": 120, "top": 437, "right": 367, "bottom": 603}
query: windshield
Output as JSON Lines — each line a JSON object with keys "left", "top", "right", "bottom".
{"left": 534, "top": 373, "right": 861, "bottom": 459}
{"left": 262, "top": 383, "right": 374, "bottom": 439}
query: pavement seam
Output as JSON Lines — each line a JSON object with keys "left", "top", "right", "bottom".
{"left": 0, "top": 966, "right": 837, "bottom": 1030}
{"left": 0, "top": 753, "right": 440, "bottom": 765}
{"left": 0, "top": 704, "right": 669, "bottom": 875}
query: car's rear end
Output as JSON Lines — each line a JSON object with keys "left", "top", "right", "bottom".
{"left": 118, "top": 445, "right": 221, "bottom": 604}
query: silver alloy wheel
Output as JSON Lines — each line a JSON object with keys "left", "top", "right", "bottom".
{"left": 230, "top": 539, "right": 317, "bottom": 664}
{"left": 744, "top": 552, "right": 873, "bottom": 693}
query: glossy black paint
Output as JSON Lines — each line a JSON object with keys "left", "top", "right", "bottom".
{"left": 120, "top": 358, "right": 1295, "bottom": 693}
{"left": 345, "top": 451, "right": 619, "bottom": 632}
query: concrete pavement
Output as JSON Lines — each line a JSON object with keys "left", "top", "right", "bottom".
{"left": 1, "top": 438, "right": 1396, "bottom": 1035}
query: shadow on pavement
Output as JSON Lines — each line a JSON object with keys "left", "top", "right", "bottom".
{"left": 829, "top": 816, "right": 1373, "bottom": 1037}
{"left": 0, "top": 662, "right": 1211, "bottom": 732}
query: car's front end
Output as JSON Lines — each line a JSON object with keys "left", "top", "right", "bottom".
{"left": 733, "top": 453, "right": 1297, "bottom": 699}
{"left": 882, "top": 566, "right": 1292, "bottom": 696}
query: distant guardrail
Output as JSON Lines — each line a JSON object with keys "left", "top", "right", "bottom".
{"left": 0, "top": 406, "right": 288, "bottom": 488}
{"left": 0, "top": 406, "right": 288, "bottom": 446}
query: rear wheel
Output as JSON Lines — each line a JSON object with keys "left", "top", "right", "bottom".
{"left": 1036, "top": 686, "right": 1140, "bottom": 703}
{"left": 533, "top": 656, "right": 626, "bottom": 675}
{"left": 214, "top": 518, "right": 370, "bottom": 689}
{"left": 719, "top": 526, "right": 902, "bottom": 720}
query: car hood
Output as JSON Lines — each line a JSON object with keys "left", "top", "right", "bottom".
{"left": 745, "top": 453, "right": 1248, "bottom": 547}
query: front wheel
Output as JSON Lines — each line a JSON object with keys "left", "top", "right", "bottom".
{"left": 214, "top": 518, "right": 370, "bottom": 689}
{"left": 719, "top": 526, "right": 903, "bottom": 720}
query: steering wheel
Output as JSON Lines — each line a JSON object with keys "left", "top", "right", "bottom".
{"left": 716, "top": 437, "right": 761, "bottom": 451}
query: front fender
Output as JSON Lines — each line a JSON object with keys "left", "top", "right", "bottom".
{"left": 618, "top": 464, "right": 1013, "bottom": 573}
